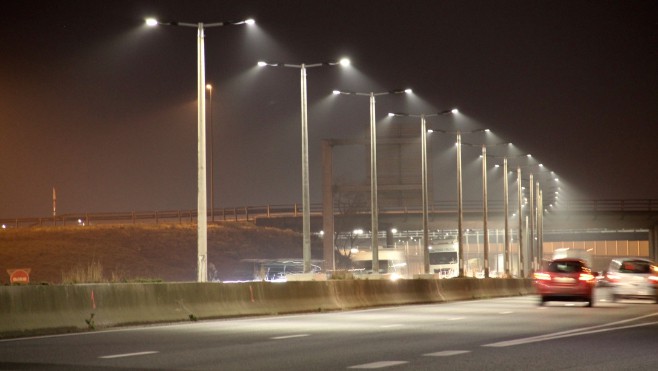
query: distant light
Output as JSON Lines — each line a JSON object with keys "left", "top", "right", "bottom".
{"left": 145, "top": 18, "right": 158, "bottom": 27}
{"left": 206, "top": 84, "right": 212, "bottom": 90}
{"left": 428, "top": 129, "right": 434, "bottom": 133}
{"left": 332, "top": 90, "right": 340, "bottom": 95}
{"left": 404, "top": 88, "right": 412, "bottom": 94}
{"left": 339, "top": 58, "right": 350, "bottom": 66}
{"left": 495, "top": 164, "right": 500, "bottom": 168}
{"left": 484, "top": 129, "right": 491, "bottom": 132}
{"left": 245, "top": 19, "right": 255, "bottom": 25}
{"left": 388, "top": 113, "right": 395, "bottom": 117}
{"left": 353, "top": 229, "right": 363, "bottom": 235}
{"left": 1, "top": 224, "right": 5, "bottom": 229}
{"left": 351, "top": 247, "right": 359, "bottom": 254}
{"left": 390, "top": 273, "right": 401, "bottom": 281}
{"left": 527, "top": 154, "right": 532, "bottom": 158}
{"left": 257, "top": 61, "right": 267, "bottom": 67}
{"left": 554, "top": 178, "right": 559, "bottom": 182}
{"left": 391, "top": 228, "right": 398, "bottom": 234}
{"left": 539, "top": 163, "right": 544, "bottom": 166}
{"left": 451, "top": 108, "right": 459, "bottom": 114}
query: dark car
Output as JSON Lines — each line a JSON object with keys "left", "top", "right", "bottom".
{"left": 533, "top": 258, "right": 597, "bottom": 307}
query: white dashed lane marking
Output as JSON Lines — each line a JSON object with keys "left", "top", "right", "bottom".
{"left": 99, "top": 351, "right": 158, "bottom": 359}
{"left": 424, "top": 350, "right": 471, "bottom": 357}
{"left": 348, "top": 361, "right": 409, "bottom": 369}
{"left": 270, "top": 334, "right": 310, "bottom": 340}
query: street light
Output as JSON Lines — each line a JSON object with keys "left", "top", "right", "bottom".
{"left": 492, "top": 153, "right": 531, "bottom": 277}
{"left": 258, "top": 58, "right": 350, "bottom": 274}
{"left": 388, "top": 108, "right": 458, "bottom": 274}
{"left": 206, "top": 84, "right": 215, "bottom": 222}
{"left": 428, "top": 127, "right": 488, "bottom": 278}
{"left": 145, "top": 17, "right": 254, "bottom": 282}
{"left": 462, "top": 140, "right": 510, "bottom": 278}
{"left": 332, "top": 88, "right": 411, "bottom": 274}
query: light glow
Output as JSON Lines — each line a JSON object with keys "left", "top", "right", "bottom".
{"left": 339, "top": 58, "right": 350, "bottom": 66}
{"left": 145, "top": 18, "right": 158, "bottom": 27}
{"left": 245, "top": 19, "right": 255, "bottom": 25}
{"left": 257, "top": 61, "right": 267, "bottom": 67}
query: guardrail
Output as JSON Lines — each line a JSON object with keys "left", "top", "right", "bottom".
{"left": 1, "top": 199, "right": 656, "bottom": 229}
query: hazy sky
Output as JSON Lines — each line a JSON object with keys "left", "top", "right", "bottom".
{"left": 1, "top": 0, "right": 656, "bottom": 218}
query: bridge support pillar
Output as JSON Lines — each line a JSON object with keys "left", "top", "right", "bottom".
{"left": 650, "top": 224, "right": 658, "bottom": 261}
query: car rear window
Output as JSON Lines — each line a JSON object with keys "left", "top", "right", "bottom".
{"left": 548, "top": 260, "right": 583, "bottom": 273}
{"left": 619, "top": 260, "right": 652, "bottom": 274}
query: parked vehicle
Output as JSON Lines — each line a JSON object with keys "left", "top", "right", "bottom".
{"left": 533, "top": 258, "right": 597, "bottom": 307}
{"left": 605, "top": 258, "right": 658, "bottom": 303}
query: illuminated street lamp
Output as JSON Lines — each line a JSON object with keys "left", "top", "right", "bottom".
{"left": 145, "top": 17, "right": 254, "bottom": 282}
{"left": 332, "top": 88, "right": 411, "bottom": 273}
{"left": 388, "top": 109, "right": 458, "bottom": 274}
{"left": 429, "top": 127, "right": 488, "bottom": 277}
{"left": 258, "top": 58, "right": 350, "bottom": 273}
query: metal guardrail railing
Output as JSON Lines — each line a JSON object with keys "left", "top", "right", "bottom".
{"left": 1, "top": 199, "right": 656, "bottom": 229}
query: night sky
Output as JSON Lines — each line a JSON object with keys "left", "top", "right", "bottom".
{"left": 1, "top": 0, "right": 656, "bottom": 219}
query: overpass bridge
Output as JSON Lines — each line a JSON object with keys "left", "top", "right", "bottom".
{"left": 253, "top": 199, "right": 658, "bottom": 273}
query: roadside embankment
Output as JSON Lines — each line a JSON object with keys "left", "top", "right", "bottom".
{"left": 0, "top": 279, "right": 534, "bottom": 339}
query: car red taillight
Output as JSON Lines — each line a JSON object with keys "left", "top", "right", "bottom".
{"left": 606, "top": 273, "right": 620, "bottom": 282}
{"left": 648, "top": 275, "right": 658, "bottom": 284}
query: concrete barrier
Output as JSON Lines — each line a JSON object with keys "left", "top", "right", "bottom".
{"left": 0, "top": 279, "right": 534, "bottom": 338}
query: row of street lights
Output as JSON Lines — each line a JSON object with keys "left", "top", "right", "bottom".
{"left": 145, "top": 16, "right": 560, "bottom": 281}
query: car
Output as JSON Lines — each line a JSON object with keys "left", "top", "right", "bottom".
{"left": 533, "top": 258, "right": 597, "bottom": 307}
{"left": 605, "top": 258, "right": 658, "bottom": 303}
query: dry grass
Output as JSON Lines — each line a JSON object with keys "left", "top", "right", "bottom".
{"left": 0, "top": 222, "right": 319, "bottom": 284}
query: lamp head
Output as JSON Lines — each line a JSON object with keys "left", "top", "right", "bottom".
{"left": 145, "top": 18, "right": 158, "bottom": 27}
{"left": 245, "top": 19, "right": 255, "bottom": 25}
{"left": 339, "top": 58, "right": 351, "bottom": 67}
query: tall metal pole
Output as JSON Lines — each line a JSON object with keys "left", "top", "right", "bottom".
{"left": 482, "top": 146, "right": 489, "bottom": 278}
{"left": 503, "top": 157, "right": 509, "bottom": 277}
{"left": 537, "top": 189, "right": 544, "bottom": 265}
{"left": 207, "top": 84, "right": 215, "bottom": 223}
{"left": 529, "top": 173, "right": 535, "bottom": 272}
{"left": 196, "top": 23, "right": 208, "bottom": 282}
{"left": 369, "top": 93, "right": 379, "bottom": 273}
{"left": 456, "top": 131, "right": 464, "bottom": 277}
{"left": 517, "top": 166, "right": 524, "bottom": 277}
{"left": 421, "top": 115, "right": 430, "bottom": 274}
{"left": 300, "top": 65, "right": 312, "bottom": 273}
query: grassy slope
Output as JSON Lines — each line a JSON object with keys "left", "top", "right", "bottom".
{"left": 0, "top": 222, "right": 316, "bottom": 284}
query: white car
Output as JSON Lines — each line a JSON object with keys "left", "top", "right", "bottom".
{"left": 605, "top": 258, "right": 658, "bottom": 303}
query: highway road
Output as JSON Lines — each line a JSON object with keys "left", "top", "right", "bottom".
{"left": 1, "top": 288, "right": 656, "bottom": 370}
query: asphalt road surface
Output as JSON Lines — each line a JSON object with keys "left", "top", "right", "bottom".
{"left": 1, "top": 288, "right": 657, "bottom": 370}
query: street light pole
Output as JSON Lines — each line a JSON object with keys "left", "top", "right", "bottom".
{"left": 206, "top": 84, "right": 215, "bottom": 223}
{"left": 145, "top": 17, "right": 254, "bottom": 282}
{"left": 259, "top": 59, "right": 350, "bottom": 273}
{"left": 388, "top": 109, "right": 457, "bottom": 274}
{"left": 429, "top": 127, "right": 487, "bottom": 278}
{"left": 332, "top": 88, "right": 410, "bottom": 274}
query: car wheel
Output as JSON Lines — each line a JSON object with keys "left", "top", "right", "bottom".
{"left": 539, "top": 296, "right": 546, "bottom": 306}
{"left": 585, "top": 298, "right": 593, "bottom": 307}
